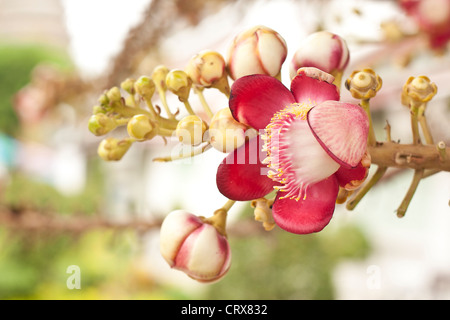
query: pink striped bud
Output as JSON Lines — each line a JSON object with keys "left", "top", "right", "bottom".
{"left": 289, "top": 31, "right": 349, "bottom": 80}
{"left": 227, "top": 25, "right": 287, "bottom": 80}
{"left": 159, "top": 210, "right": 231, "bottom": 283}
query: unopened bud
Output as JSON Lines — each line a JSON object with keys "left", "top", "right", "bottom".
{"left": 152, "top": 65, "right": 169, "bottom": 90}
{"left": 165, "top": 69, "right": 192, "bottom": 102}
{"left": 159, "top": 210, "right": 231, "bottom": 283}
{"left": 209, "top": 108, "right": 251, "bottom": 153}
{"left": 134, "top": 76, "right": 155, "bottom": 100}
{"left": 88, "top": 113, "right": 117, "bottom": 136}
{"left": 127, "top": 114, "right": 156, "bottom": 141}
{"left": 345, "top": 68, "right": 382, "bottom": 100}
{"left": 290, "top": 31, "right": 349, "bottom": 80}
{"left": 176, "top": 115, "right": 207, "bottom": 146}
{"left": 251, "top": 198, "right": 275, "bottom": 231}
{"left": 401, "top": 75, "right": 437, "bottom": 110}
{"left": 227, "top": 25, "right": 287, "bottom": 80}
{"left": 97, "top": 137, "right": 132, "bottom": 161}
{"left": 121, "top": 78, "right": 136, "bottom": 95}
{"left": 106, "top": 86, "right": 122, "bottom": 103}
{"left": 185, "top": 50, "right": 230, "bottom": 94}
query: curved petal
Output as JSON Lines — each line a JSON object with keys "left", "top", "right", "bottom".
{"left": 272, "top": 175, "right": 339, "bottom": 234}
{"left": 307, "top": 101, "right": 369, "bottom": 168}
{"left": 290, "top": 68, "right": 340, "bottom": 105}
{"left": 216, "top": 136, "right": 276, "bottom": 201}
{"left": 229, "top": 74, "right": 296, "bottom": 130}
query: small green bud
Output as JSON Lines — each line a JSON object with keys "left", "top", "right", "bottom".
{"left": 88, "top": 113, "right": 117, "bottom": 136}
{"left": 106, "top": 87, "right": 122, "bottom": 103}
{"left": 98, "top": 93, "right": 109, "bottom": 106}
{"left": 121, "top": 78, "right": 136, "bottom": 95}
{"left": 97, "top": 137, "right": 132, "bottom": 161}
{"left": 166, "top": 70, "right": 192, "bottom": 102}
{"left": 176, "top": 115, "right": 207, "bottom": 146}
{"left": 127, "top": 114, "right": 156, "bottom": 140}
{"left": 152, "top": 65, "right": 169, "bottom": 89}
{"left": 134, "top": 76, "right": 156, "bottom": 99}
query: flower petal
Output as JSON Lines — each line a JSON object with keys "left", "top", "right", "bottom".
{"left": 272, "top": 175, "right": 339, "bottom": 234}
{"left": 290, "top": 67, "right": 340, "bottom": 104}
{"left": 229, "top": 74, "right": 296, "bottom": 130}
{"left": 216, "top": 136, "right": 276, "bottom": 201}
{"left": 307, "top": 101, "right": 369, "bottom": 168}
{"left": 335, "top": 161, "right": 369, "bottom": 191}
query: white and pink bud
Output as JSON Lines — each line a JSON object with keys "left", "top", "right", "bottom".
{"left": 159, "top": 210, "right": 231, "bottom": 283}
{"left": 227, "top": 25, "right": 287, "bottom": 80}
{"left": 289, "top": 31, "right": 349, "bottom": 81}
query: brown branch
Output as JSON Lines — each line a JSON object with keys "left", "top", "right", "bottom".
{"left": 368, "top": 141, "right": 450, "bottom": 172}
{"left": 0, "top": 209, "right": 162, "bottom": 235}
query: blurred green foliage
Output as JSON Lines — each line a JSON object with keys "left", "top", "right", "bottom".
{"left": 0, "top": 42, "right": 73, "bottom": 136}
{"left": 1, "top": 159, "right": 104, "bottom": 216}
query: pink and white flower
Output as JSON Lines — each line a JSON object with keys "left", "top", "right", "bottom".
{"left": 400, "top": 0, "right": 450, "bottom": 50}
{"left": 160, "top": 210, "right": 231, "bottom": 282}
{"left": 216, "top": 67, "right": 369, "bottom": 234}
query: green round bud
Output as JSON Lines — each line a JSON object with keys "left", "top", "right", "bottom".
{"left": 88, "top": 114, "right": 117, "bottom": 136}
{"left": 176, "top": 115, "right": 207, "bottom": 146}
{"left": 134, "top": 76, "right": 156, "bottom": 99}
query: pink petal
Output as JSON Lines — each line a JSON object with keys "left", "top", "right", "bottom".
{"left": 290, "top": 68, "right": 339, "bottom": 105}
{"left": 335, "top": 162, "right": 369, "bottom": 190}
{"left": 272, "top": 176, "right": 339, "bottom": 234}
{"left": 229, "top": 74, "right": 296, "bottom": 130}
{"left": 216, "top": 136, "right": 276, "bottom": 201}
{"left": 307, "top": 101, "right": 369, "bottom": 168}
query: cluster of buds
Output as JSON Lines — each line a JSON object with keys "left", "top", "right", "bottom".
{"left": 88, "top": 24, "right": 448, "bottom": 284}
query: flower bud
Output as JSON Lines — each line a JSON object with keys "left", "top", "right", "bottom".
{"left": 88, "top": 113, "right": 117, "bottom": 136}
{"left": 289, "top": 31, "right": 349, "bottom": 80}
{"left": 165, "top": 69, "right": 192, "bottom": 102}
{"left": 134, "top": 76, "right": 156, "bottom": 100}
{"left": 185, "top": 50, "right": 230, "bottom": 94}
{"left": 121, "top": 78, "right": 136, "bottom": 95}
{"left": 127, "top": 114, "right": 156, "bottom": 141}
{"left": 159, "top": 210, "right": 231, "bottom": 283}
{"left": 176, "top": 115, "right": 207, "bottom": 146}
{"left": 401, "top": 75, "right": 437, "bottom": 109}
{"left": 227, "top": 25, "right": 287, "bottom": 80}
{"left": 106, "top": 86, "right": 122, "bottom": 103}
{"left": 208, "top": 108, "right": 250, "bottom": 153}
{"left": 97, "top": 137, "right": 132, "bottom": 161}
{"left": 152, "top": 65, "right": 169, "bottom": 90}
{"left": 345, "top": 68, "right": 382, "bottom": 100}
{"left": 251, "top": 198, "right": 275, "bottom": 231}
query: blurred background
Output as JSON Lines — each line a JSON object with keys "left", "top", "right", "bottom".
{"left": 0, "top": 0, "right": 449, "bottom": 299}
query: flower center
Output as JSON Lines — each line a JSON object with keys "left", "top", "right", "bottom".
{"left": 262, "top": 102, "right": 340, "bottom": 201}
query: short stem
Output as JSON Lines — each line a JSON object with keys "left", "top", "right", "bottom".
{"left": 156, "top": 126, "right": 175, "bottom": 137}
{"left": 410, "top": 107, "right": 421, "bottom": 145}
{"left": 418, "top": 114, "right": 434, "bottom": 145}
{"left": 437, "top": 141, "right": 447, "bottom": 161}
{"left": 360, "top": 99, "right": 377, "bottom": 147}
{"left": 204, "top": 200, "right": 236, "bottom": 237}
{"left": 152, "top": 143, "right": 212, "bottom": 162}
{"left": 156, "top": 87, "right": 176, "bottom": 120}
{"left": 346, "top": 165, "right": 387, "bottom": 210}
{"left": 221, "top": 199, "right": 236, "bottom": 212}
{"left": 397, "top": 168, "right": 424, "bottom": 218}
{"left": 183, "top": 100, "right": 196, "bottom": 116}
{"left": 194, "top": 87, "right": 214, "bottom": 120}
